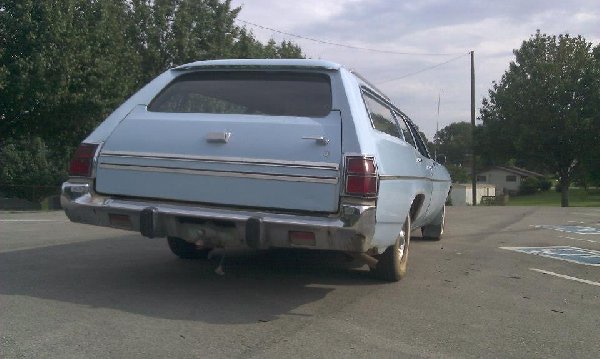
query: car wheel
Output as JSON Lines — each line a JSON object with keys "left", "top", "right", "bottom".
{"left": 421, "top": 205, "right": 445, "bottom": 241}
{"left": 167, "top": 236, "right": 210, "bottom": 259}
{"left": 372, "top": 216, "right": 410, "bottom": 282}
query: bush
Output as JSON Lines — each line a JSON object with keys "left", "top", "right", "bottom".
{"left": 538, "top": 177, "right": 552, "bottom": 191}
{"left": 519, "top": 177, "right": 540, "bottom": 195}
{"left": 0, "top": 137, "right": 68, "bottom": 202}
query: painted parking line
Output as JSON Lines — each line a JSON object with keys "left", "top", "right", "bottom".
{"left": 501, "top": 246, "right": 600, "bottom": 266}
{"left": 530, "top": 268, "right": 600, "bottom": 287}
{"left": 0, "top": 219, "right": 68, "bottom": 222}
{"left": 559, "top": 235, "right": 598, "bottom": 244}
{"left": 533, "top": 225, "right": 600, "bottom": 235}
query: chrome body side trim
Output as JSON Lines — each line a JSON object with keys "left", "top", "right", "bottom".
{"left": 379, "top": 175, "right": 450, "bottom": 183}
{"left": 98, "top": 163, "right": 338, "bottom": 184}
{"left": 100, "top": 150, "right": 339, "bottom": 170}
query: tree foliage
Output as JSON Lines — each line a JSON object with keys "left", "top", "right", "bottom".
{"left": 478, "top": 31, "right": 600, "bottom": 206}
{"left": 0, "top": 0, "right": 304, "bottom": 198}
{"left": 434, "top": 122, "right": 472, "bottom": 166}
{"left": 0, "top": 136, "right": 65, "bottom": 201}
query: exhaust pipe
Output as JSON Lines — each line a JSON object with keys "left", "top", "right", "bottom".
{"left": 347, "top": 252, "right": 379, "bottom": 269}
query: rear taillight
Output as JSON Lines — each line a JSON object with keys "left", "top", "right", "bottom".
{"left": 69, "top": 143, "right": 98, "bottom": 177}
{"left": 345, "top": 156, "right": 378, "bottom": 197}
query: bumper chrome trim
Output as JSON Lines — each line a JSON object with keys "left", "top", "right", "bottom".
{"left": 61, "top": 181, "right": 376, "bottom": 252}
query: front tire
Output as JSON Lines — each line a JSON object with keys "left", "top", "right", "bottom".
{"left": 167, "top": 237, "right": 210, "bottom": 259}
{"left": 372, "top": 216, "right": 410, "bottom": 282}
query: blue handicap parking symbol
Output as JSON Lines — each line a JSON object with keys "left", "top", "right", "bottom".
{"left": 501, "top": 246, "right": 600, "bottom": 266}
{"left": 534, "top": 225, "right": 600, "bottom": 235}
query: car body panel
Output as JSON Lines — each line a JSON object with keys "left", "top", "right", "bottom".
{"left": 96, "top": 106, "right": 342, "bottom": 212}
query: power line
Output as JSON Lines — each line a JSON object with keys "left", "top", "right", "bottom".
{"left": 236, "top": 18, "right": 463, "bottom": 57}
{"left": 377, "top": 52, "right": 470, "bottom": 84}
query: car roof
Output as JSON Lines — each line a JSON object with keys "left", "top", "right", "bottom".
{"left": 174, "top": 58, "right": 342, "bottom": 71}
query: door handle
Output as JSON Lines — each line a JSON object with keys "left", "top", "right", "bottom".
{"left": 302, "top": 136, "right": 330, "bottom": 145}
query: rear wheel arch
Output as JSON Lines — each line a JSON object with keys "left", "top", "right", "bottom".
{"left": 409, "top": 194, "right": 425, "bottom": 224}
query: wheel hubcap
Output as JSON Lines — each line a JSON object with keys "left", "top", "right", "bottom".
{"left": 397, "top": 229, "right": 407, "bottom": 260}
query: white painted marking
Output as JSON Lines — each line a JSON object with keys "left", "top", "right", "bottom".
{"left": 558, "top": 235, "right": 598, "bottom": 244}
{"left": 530, "top": 268, "right": 600, "bottom": 287}
{"left": 0, "top": 219, "right": 68, "bottom": 222}
{"left": 501, "top": 246, "right": 600, "bottom": 266}
{"left": 535, "top": 224, "right": 600, "bottom": 235}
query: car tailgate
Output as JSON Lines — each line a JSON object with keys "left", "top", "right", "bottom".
{"left": 95, "top": 106, "right": 342, "bottom": 213}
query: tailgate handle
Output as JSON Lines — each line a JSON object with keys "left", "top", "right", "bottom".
{"left": 206, "top": 131, "right": 231, "bottom": 143}
{"left": 302, "top": 136, "right": 330, "bottom": 145}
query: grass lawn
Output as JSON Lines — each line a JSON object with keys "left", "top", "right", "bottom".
{"left": 506, "top": 188, "right": 600, "bottom": 207}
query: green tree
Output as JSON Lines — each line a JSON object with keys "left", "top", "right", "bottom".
{"left": 478, "top": 31, "right": 599, "bottom": 206}
{"left": 0, "top": 0, "right": 305, "bottom": 200}
{"left": 0, "top": 136, "right": 66, "bottom": 201}
{"left": 276, "top": 40, "right": 303, "bottom": 58}
{"left": 434, "top": 122, "right": 472, "bottom": 166}
{"left": 126, "top": 1, "right": 303, "bottom": 82}
{"left": 446, "top": 164, "right": 468, "bottom": 183}
{"left": 574, "top": 45, "right": 600, "bottom": 188}
{"left": 232, "top": 28, "right": 266, "bottom": 58}
{"left": 0, "top": 0, "right": 141, "bottom": 149}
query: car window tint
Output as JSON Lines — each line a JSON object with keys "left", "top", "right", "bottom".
{"left": 392, "top": 111, "right": 416, "bottom": 148}
{"left": 148, "top": 71, "right": 332, "bottom": 117}
{"left": 362, "top": 93, "right": 401, "bottom": 139}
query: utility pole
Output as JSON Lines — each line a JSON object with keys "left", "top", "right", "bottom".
{"left": 470, "top": 50, "right": 477, "bottom": 206}
{"left": 435, "top": 92, "right": 440, "bottom": 161}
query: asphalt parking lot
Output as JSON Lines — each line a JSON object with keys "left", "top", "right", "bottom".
{"left": 1, "top": 206, "right": 599, "bottom": 358}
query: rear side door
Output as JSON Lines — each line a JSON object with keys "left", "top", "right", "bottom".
{"left": 393, "top": 111, "right": 433, "bottom": 226}
{"left": 405, "top": 119, "right": 447, "bottom": 221}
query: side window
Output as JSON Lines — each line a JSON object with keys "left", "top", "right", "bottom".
{"left": 406, "top": 120, "right": 431, "bottom": 158}
{"left": 506, "top": 175, "right": 517, "bottom": 182}
{"left": 362, "top": 93, "right": 401, "bottom": 139}
{"left": 392, "top": 111, "right": 416, "bottom": 148}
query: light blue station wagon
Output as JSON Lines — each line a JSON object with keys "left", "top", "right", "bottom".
{"left": 62, "top": 59, "right": 451, "bottom": 281}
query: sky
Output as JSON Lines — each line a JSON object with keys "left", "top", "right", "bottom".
{"left": 230, "top": 0, "right": 600, "bottom": 139}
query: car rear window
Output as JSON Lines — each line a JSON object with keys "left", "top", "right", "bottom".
{"left": 148, "top": 71, "right": 332, "bottom": 117}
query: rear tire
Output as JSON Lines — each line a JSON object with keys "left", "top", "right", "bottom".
{"left": 421, "top": 205, "right": 445, "bottom": 241}
{"left": 167, "top": 237, "right": 210, "bottom": 259}
{"left": 372, "top": 216, "right": 410, "bottom": 282}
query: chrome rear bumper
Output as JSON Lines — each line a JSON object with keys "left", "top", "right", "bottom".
{"left": 61, "top": 180, "right": 377, "bottom": 253}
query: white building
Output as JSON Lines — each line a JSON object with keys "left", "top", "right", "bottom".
{"left": 450, "top": 183, "right": 496, "bottom": 206}
{"left": 476, "top": 166, "right": 544, "bottom": 195}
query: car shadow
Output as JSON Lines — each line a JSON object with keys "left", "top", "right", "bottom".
{"left": 0, "top": 235, "right": 381, "bottom": 324}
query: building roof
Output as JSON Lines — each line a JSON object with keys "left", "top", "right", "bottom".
{"left": 480, "top": 166, "right": 545, "bottom": 178}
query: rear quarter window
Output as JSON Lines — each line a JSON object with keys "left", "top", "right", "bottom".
{"left": 148, "top": 71, "right": 332, "bottom": 117}
{"left": 362, "top": 92, "right": 402, "bottom": 139}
